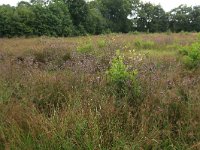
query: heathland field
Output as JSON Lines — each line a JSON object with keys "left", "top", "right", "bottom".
{"left": 0, "top": 33, "right": 200, "bottom": 149}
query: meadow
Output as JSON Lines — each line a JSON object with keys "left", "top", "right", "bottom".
{"left": 0, "top": 33, "right": 200, "bottom": 150}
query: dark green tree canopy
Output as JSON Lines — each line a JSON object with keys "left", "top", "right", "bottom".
{"left": 169, "top": 5, "right": 193, "bottom": 32}
{"left": 0, "top": 0, "right": 200, "bottom": 37}
{"left": 135, "top": 2, "right": 168, "bottom": 32}
{"left": 98, "top": 0, "right": 139, "bottom": 32}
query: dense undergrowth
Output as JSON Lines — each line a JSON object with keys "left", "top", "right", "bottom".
{"left": 0, "top": 33, "right": 200, "bottom": 150}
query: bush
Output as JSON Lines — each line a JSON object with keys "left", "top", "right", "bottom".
{"left": 77, "top": 40, "right": 93, "bottom": 54}
{"left": 179, "top": 43, "right": 200, "bottom": 69}
{"left": 107, "top": 50, "right": 140, "bottom": 106}
{"left": 97, "top": 39, "right": 107, "bottom": 48}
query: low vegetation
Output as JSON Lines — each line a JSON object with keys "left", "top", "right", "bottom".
{"left": 180, "top": 43, "right": 200, "bottom": 69}
{"left": 0, "top": 33, "right": 200, "bottom": 149}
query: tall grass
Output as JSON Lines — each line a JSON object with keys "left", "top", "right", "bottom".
{"left": 0, "top": 33, "right": 200, "bottom": 149}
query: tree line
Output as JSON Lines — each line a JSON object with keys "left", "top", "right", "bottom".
{"left": 0, "top": 0, "right": 200, "bottom": 37}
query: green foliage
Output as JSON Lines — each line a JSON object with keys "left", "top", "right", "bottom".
{"left": 66, "top": 0, "right": 89, "bottom": 27}
{"left": 191, "top": 6, "right": 200, "bottom": 32}
{"left": 0, "top": 5, "right": 15, "bottom": 37}
{"left": 166, "top": 29, "right": 172, "bottom": 35}
{"left": 128, "top": 31, "right": 139, "bottom": 35}
{"left": 180, "top": 42, "right": 200, "bottom": 69}
{"left": 107, "top": 50, "right": 140, "bottom": 105}
{"left": 182, "top": 55, "right": 195, "bottom": 69}
{"left": 48, "top": 0, "right": 74, "bottom": 37}
{"left": 77, "top": 40, "right": 93, "bottom": 54}
{"left": 85, "top": 7, "right": 107, "bottom": 34}
{"left": 107, "top": 50, "right": 129, "bottom": 88}
{"left": 0, "top": 0, "right": 200, "bottom": 37}
{"left": 31, "top": 1, "right": 74, "bottom": 37}
{"left": 0, "top": 1, "right": 74, "bottom": 37}
{"left": 135, "top": 3, "right": 168, "bottom": 32}
{"left": 99, "top": 0, "right": 136, "bottom": 33}
{"left": 134, "top": 39, "right": 155, "bottom": 50}
{"left": 97, "top": 39, "right": 107, "bottom": 48}
{"left": 0, "top": 81, "right": 13, "bottom": 103}
{"left": 169, "top": 5, "right": 192, "bottom": 32}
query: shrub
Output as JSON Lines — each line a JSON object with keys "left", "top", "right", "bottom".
{"left": 107, "top": 50, "right": 140, "bottom": 106}
{"left": 107, "top": 50, "right": 129, "bottom": 91}
{"left": 179, "top": 43, "right": 200, "bottom": 69}
{"left": 97, "top": 39, "right": 107, "bottom": 48}
{"left": 77, "top": 40, "right": 93, "bottom": 54}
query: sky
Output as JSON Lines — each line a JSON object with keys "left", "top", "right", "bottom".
{"left": 0, "top": 0, "right": 200, "bottom": 12}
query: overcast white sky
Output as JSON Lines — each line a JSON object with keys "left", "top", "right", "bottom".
{"left": 0, "top": 0, "right": 200, "bottom": 11}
